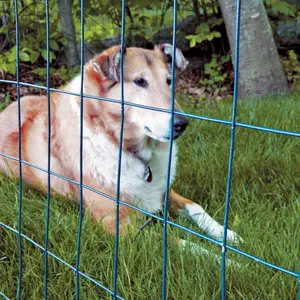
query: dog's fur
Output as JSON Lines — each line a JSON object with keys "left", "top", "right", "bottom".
{"left": 0, "top": 44, "right": 240, "bottom": 241}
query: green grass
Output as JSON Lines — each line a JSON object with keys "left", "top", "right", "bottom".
{"left": 0, "top": 94, "right": 299, "bottom": 299}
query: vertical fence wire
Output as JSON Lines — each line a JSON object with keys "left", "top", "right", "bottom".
{"left": 112, "top": 1, "right": 126, "bottom": 298}
{"left": 13, "top": 0, "right": 23, "bottom": 299}
{"left": 221, "top": 0, "right": 241, "bottom": 299}
{"left": 161, "top": 1, "right": 178, "bottom": 299}
{"left": 75, "top": 0, "right": 85, "bottom": 298}
{"left": 43, "top": 0, "right": 51, "bottom": 298}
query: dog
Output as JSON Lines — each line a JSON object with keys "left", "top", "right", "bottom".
{"left": 0, "top": 44, "right": 240, "bottom": 243}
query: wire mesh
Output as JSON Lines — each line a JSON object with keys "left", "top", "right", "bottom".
{"left": 0, "top": 0, "right": 299, "bottom": 299}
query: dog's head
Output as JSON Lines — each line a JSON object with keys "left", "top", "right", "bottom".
{"left": 85, "top": 44, "right": 189, "bottom": 142}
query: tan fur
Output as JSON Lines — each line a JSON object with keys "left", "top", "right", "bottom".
{"left": 0, "top": 45, "right": 241, "bottom": 242}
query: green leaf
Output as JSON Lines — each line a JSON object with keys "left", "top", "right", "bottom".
{"left": 196, "top": 23, "right": 210, "bottom": 34}
{"left": 271, "top": 1, "right": 295, "bottom": 16}
{"left": 294, "top": 66, "right": 300, "bottom": 73}
{"left": 32, "top": 67, "right": 47, "bottom": 77}
{"left": 0, "top": 25, "right": 9, "bottom": 34}
{"left": 61, "top": 38, "right": 68, "bottom": 46}
{"left": 207, "top": 33, "right": 214, "bottom": 41}
{"left": 209, "top": 18, "right": 224, "bottom": 28}
{"left": 3, "top": 62, "right": 16, "bottom": 75}
{"left": 8, "top": 47, "right": 17, "bottom": 63}
{"left": 20, "top": 52, "right": 31, "bottom": 62}
{"left": 30, "top": 51, "right": 40, "bottom": 64}
{"left": 221, "top": 55, "right": 230, "bottom": 64}
{"left": 185, "top": 35, "right": 194, "bottom": 40}
{"left": 19, "top": 48, "right": 40, "bottom": 64}
{"left": 214, "top": 32, "right": 221, "bottom": 38}
{"left": 50, "top": 40, "right": 59, "bottom": 51}
{"left": 41, "top": 50, "right": 56, "bottom": 62}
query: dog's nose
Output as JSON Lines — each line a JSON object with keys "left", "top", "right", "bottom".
{"left": 173, "top": 114, "right": 188, "bottom": 138}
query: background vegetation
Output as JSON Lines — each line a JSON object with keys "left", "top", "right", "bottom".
{"left": 0, "top": 0, "right": 300, "bottom": 101}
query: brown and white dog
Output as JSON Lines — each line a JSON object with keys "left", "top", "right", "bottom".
{"left": 0, "top": 44, "right": 240, "bottom": 242}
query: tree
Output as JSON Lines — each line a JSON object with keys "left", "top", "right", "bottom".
{"left": 219, "top": 0, "right": 288, "bottom": 98}
{"left": 57, "top": 0, "right": 79, "bottom": 69}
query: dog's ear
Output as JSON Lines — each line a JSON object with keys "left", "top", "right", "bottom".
{"left": 92, "top": 45, "right": 126, "bottom": 82}
{"left": 155, "top": 43, "right": 188, "bottom": 72}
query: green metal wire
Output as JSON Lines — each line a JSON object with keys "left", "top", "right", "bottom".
{"left": 43, "top": 0, "right": 51, "bottom": 298}
{"left": 221, "top": 0, "right": 241, "bottom": 298}
{"left": 13, "top": 0, "right": 23, "bottom": 298}
{"left": 0, "top": 0, "right": 299, "bottom": 299}
{"left": 74, "top": 0, "right": 85, "bottom": 298}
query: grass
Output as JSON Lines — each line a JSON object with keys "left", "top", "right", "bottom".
{"left": 0, "top": 93, "right": 299, "bottom": 299}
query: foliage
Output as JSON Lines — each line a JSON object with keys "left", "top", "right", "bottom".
{"left": 32, "top": 65, "right": 80, "bottom": 83}
{"left": 281, "top": 50, "right": 300, "bottom": 85}
{"left": 264, "top": 0, "right": 297, "bottom": 17}
{"left": 0, "top": 0, "right": 122, "bottom": 75}
{"left": 0, "top": 0, "right": 66, "bottom": 75}
{"left": 200, "top": 55, "right": 230, "bottom": 93}
{"left": 0, "top": 0, "right": 195, "bottom": 75}
{"left": 0, "top": 0, "right": 299, "bottom": 100}
{"left": 186, "top": 18, "right": 223, "bottom": 48}
{"left": 0, "top": 95, "right": 12, "bottom": 111}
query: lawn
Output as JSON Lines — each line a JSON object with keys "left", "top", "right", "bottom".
{"left": 0, "top": 93, "right": 299, "bottom": 299}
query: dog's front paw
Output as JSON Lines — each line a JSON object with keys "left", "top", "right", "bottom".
{"left": 210, "top": 227, "right": 243, "bottom": 244}
{"left": 225, "top": 229, "right": 244, "bottom": 244}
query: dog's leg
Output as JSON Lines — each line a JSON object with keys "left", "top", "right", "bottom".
{"left": 169, "top": 189, "right": 241, "bottom": 243}
{"left": 82, "top": 184, "right": 137, "bottom": 235}
{"left": 177, "top": 239, "right": 242, "bottom": 267}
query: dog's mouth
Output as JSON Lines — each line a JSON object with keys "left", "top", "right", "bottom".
{"left": 144, "top": 126, "right": 183, "bottom": 142}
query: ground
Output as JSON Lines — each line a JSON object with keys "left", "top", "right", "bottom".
{"left": 0, "top": 93, "right": 299, "bottom": 299}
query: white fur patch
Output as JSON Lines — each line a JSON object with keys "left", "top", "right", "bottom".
{"left": 180, "top": 203, "right": 241, "bottom": 243}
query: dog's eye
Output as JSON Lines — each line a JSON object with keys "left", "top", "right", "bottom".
{"left": 134, "top": 78, "right": 147, "bottom": 88}
{"left": 167, "top": 78, "right": 172, "bottom": 86}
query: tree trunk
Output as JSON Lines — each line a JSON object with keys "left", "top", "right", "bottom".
{"left": 219, "top": 0, "right": 288, "bottom": 98}
{"left": 57, "top": 0, "right": 80, "bottom": 68}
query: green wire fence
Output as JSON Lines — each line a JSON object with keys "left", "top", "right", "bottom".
{"left": 0, "top": 0, "right": 299, "bottom": 299}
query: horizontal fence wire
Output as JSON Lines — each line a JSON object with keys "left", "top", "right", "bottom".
{"left": 0, "top": 0, "right": 300, "bottom": 299}
{"left": 0, "top": 80, "right": 299, "bottom": 138}
{"left": 0, "top": 292, "right": 9, "bottom": 300}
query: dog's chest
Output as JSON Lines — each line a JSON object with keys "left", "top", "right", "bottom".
{"left": 83, "top": 131, "right": 178, "bottom": 213}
